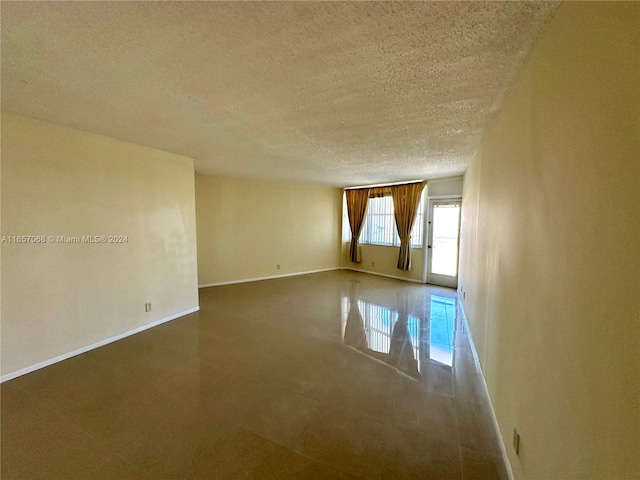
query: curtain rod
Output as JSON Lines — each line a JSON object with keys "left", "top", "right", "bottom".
{"left": 344, "top": 179, "right": 426, "bottom": 190}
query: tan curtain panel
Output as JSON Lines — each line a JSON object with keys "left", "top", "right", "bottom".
{"left": 391, "top": 181, "right": 426, "bottom": 271}
{"left": 345, "top": 188, "right": 370, "bottom": 263}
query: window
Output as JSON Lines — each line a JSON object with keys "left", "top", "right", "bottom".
{"left": 360, "top": 195, "right": 424, "bottom": 247}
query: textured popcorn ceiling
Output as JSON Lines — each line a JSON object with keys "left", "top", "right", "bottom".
{"left": 2, "top": 2, "right": 558, "bottom": 187}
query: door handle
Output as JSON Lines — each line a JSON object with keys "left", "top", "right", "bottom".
{"left": 428, "top": 245, "right": 432, "bottom": 248}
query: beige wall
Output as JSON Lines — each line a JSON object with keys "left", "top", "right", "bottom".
{"left": 426, "top": 176, "right": 463, "bottom": 198}
{"left": 458, "top": 3, "right": 639, "bottom": 479}
{"left": 342, "top": 177, "right": 462, "bottom": 283}
{"left": 343, "top": 243, "right": 424, "bottom": 283}
{"left": 1, "top": 113, "right": 199, "bottom": 378}
{"left": 195, "top": 174, "right": 342, "bottom": 286}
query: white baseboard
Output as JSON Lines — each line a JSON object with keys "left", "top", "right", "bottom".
{"left": 341, "top": 267, "right": 423, "bottom": 284}
{"left": 457, "top": 299, "right": 515, "bottom": 480}
{"left": 0, "top": 306, "right": 200, "bottom": 383}
{"left": 198, "top": 267, "right": 340, "bottom": 288}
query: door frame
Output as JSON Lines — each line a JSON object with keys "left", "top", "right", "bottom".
{"left": 421, "top": 196, "right": 462, "bottom": 288}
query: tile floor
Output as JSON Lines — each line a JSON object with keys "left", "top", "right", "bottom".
{"left": 1, "top": 270, "right": 508, "bottom": 479}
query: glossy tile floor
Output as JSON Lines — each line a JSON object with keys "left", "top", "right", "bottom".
{"left": 1, "top": 271, "right": 508, "bottom": 479}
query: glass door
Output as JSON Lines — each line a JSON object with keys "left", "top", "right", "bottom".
{"left": 426, "top": 199, "right": 461, "bottom": 288}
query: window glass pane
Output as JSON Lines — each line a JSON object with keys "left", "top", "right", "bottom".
{"left": 361, "top": 194, "right": 424, "bottom": 247}
{"left": 361, "top": 197, "right": 395, "bottom": 246}
{"left": 430, "top": 204, "right": 460, "bottom": 276}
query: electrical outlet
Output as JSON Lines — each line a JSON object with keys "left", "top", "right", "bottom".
{"left": 513, "top": 428, "right": 520, "bottom": 455}
{"left": 276, "top": 264, "right": 281, "bottom": 270}
{"left": 371, "top": 261, "right": 375, "bottom": 267}
{"left": 145, "top": 302, "right": 152, "bottom": 312}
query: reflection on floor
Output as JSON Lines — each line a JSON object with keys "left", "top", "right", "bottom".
{"left": 344, "top": 286, "right": 457, "bottom": 379}
{"left": 1, "top": 270, "right": 508, "bottom": 479}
